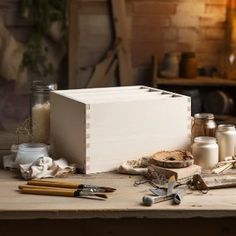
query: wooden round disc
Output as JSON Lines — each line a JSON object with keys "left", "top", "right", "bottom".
{"left": 150, "top": 150, "right": 194, "bottom": 168}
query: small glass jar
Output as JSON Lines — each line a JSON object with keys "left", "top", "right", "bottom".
{"left": 16, "top": 143, "right": 48, "bottom": 165}
{"left": 161, "top": 52, "right": 179, "bottom": 78}
{"left": 216, "top": 124, "right": 236, "bottom": 161}
{"left": 192, "top": 136, "right": 218, "bottom": 170}
{"left": 179, "top": 52, "right": 198, "bottom": 78}
{"left": 191, "top": 113, "right": 217, "bottom": 143}
{"left": 31, "top": 81, "right": 57, "bottom": 144}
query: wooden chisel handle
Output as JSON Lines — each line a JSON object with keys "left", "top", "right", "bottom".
{"left": 19, "top": 185, "right": 76, "bottom": 191}
{"left": 27, "top": 180, "right": 78, "bottom": 189}
{"left": 20, "top": 188, "right": 75, "bottom": 197}
{"left": 20, "top": 186, "right": 107, "bottom": 199}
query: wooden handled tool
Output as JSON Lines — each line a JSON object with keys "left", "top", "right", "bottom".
{"left": 27, "top": 179, "right": 116, "bottom": 192}
{"left": 19, "top": 185, "right": 108, "bottom": 199}
{"left": 21, "top": 188, "right": 77, "bottom": 197}
{"left": 19, "top": 185, "right": 76, "bottom": 191}
{"left": 28, "top": 180, "right": 82, "bottom": 189}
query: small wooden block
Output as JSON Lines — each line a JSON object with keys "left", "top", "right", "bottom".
{"left": 149, "top": 164, "right": 202, "bottom": 181}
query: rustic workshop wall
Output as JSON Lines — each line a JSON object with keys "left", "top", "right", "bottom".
{"left": 128, "top": 0, "right": 228, "bottom": 82}
{"left": 0, "top": 0, "right": 230, "bottom": 165}
{"left": 0, "top": 0, "right": 31, "bottom": 163}
{"left": 0, "top": 0, "right": 67, "bottom": 165}
{"left": 69, "top": 0, "right": 114, "bottom": 88}
{"left": 72, "top": 0, "right": 228, "bottom": 86}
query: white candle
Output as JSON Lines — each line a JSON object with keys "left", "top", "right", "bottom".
{"left": 32, "top": 102, "right": 50, "bottom": 144}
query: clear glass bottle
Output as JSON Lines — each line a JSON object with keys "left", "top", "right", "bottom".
{"left": 191, "top": 113, "right": 217, "bottom": 143}
{"left": 31, "top": 81, "right": 57, "bottom": 144}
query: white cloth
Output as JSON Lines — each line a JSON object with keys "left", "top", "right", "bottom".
{"left": 19, "top": 156, "right": 76, "bottom": 180}
{"left": 117, "top": 157, "right": 150, "bottom": 175}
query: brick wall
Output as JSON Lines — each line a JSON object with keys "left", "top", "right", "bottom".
{"left": 128, "top": 0, "right": 228, "bottom": 77}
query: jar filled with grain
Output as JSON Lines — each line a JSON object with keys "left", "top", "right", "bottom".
{"left": 179, "top": 52, "right": 198, "bottom": 78}
{"left": 191, "top": 113, "right": 217, "bottom": 143}
{"left": 31, "top": 81, "right": 57, "bottom": 144}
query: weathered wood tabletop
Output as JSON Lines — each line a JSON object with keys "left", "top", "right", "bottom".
{"left": 0, "top": 170, "right": 236, "bottom": 220}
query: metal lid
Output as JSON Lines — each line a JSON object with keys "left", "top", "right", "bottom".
{"left": 31, "top": 81, "right": 57, "bottom": 92}
{"left": 217, "top": 124, "right": 235, "bottom": 131}
{"left": 18, "top": 143, "right": 48, "bottom": 152}
{"left": 194, "top": 136, "right": 217, "bottom": 144}
{"left": 194, "top": 113, "right": 214, "bottom": 119}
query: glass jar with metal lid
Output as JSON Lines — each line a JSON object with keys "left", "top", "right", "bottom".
{"left": 192, "top": 136, "right": 218, "bottom": 170}
{"left": 16, "top": 143, "right": 49, "bottom": 165}
{"left": 191, "top": 113, "right": 217, "bottom": 143}
{"left": 31, "top": 81, "right": 57, "bottom": 144}
{"left": 216, "top": 124, "right": 236, "bottom": 161}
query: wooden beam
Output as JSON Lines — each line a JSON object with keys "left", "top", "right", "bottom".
{"left": 86, "top": 43, "right": 119, "bottom": 88}
{"left": 111, "top": 0, "right": 133, "bottom": 86}
{"left": 68, "top": 0, "right": 80, "bottom": 88}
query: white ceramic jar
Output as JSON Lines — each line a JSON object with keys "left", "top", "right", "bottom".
{"left": 16, "top": 143, "right": 49, "bottom": 165}
{"left": 216, "top": 124, "right": 236, "bottom": 161}
{"left": 192, "top": 136, "right": 218, "bottom": 170}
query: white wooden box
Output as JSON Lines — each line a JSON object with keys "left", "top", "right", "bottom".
{"left": 50, "top": 86, "right": 191, "bottom": 174}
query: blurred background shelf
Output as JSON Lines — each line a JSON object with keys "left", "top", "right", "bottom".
{"left": 155, "top": 77, "right": 236, "bottom": 87}
{"left": 215, "top": 115, "right": 236, "bottom": 125}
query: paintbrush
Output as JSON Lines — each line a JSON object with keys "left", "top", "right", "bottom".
{"left": 19, "top": 185, "right": 108, "bottom": 199}
{"left": 27, "top": 179, "right": 116, "bottom": 193}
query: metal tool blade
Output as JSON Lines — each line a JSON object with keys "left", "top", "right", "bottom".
{"left": 75, "top": 190, "right": 107, "bottom": 199}
{"left": 149, "top": 188, "right": 167, "bottom": 196}
{"left": 167, "top": 175, "right": 176, "bottom": 195}
{"left": 78, "top": 184, "right": 116, "bottom": 192}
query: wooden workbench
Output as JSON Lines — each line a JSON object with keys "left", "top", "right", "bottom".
{"left": 0, "top": 170, "right": 236, "bottom": 236}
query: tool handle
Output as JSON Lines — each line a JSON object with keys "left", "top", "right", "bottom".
{"left": 27, "top": 180, "right": 78, "bottom": 189}
{"left": 20, "top": 187, "right": 75, "bottom": 197}
{"left": 142, "top": 195, "right": 173, "bottom": 206}
{"left": 19, "top": 185, "right": 76, "bottom": 191}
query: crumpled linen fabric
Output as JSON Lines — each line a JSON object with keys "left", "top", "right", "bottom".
{"left": 19, "top": 156, "right": 76, "bottom": 180}
{"left": 117, "top": 157, "right": 150, "bottom": 175}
